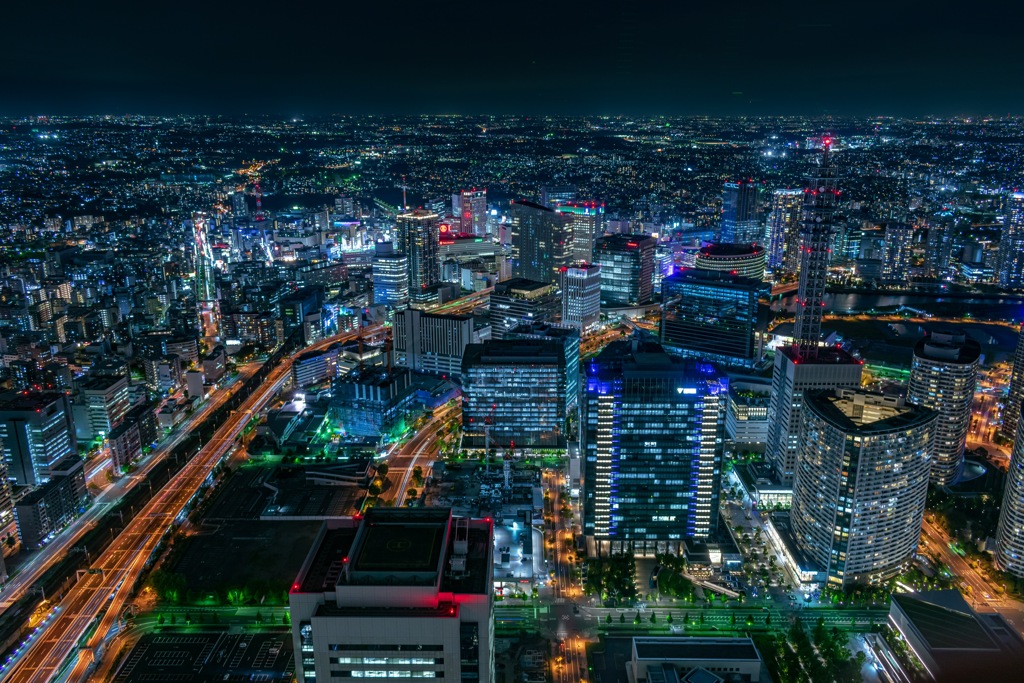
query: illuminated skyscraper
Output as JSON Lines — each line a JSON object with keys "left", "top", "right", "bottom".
{"left": 721, "top": 180, "right": 762, "bottom": 244}
{"left": 883, "top": 222, "right": 915, "bottom": 283}
{"left": 907, "top": 331, "right": 981, "bottom": 486}
{"left": 661, "top": 269, "right": 768, "bottom": 369}
{"left": 996, "top": 402, "right": 1024, "bottom": 579}
{"left": 509, "top": 200, "right": 573, "bottom": 284}
{"left": 766, "top": 188, "right": 803, "bottom": 276}
{"left": 1002, "top": 324, "right": 1024, "bottom": 442}
{"left": 453, "top": 188, "right": 488, "bottom": 236}
{"left": 371, "top": 242, "right": 409, "bottom": 309}
{"left": 594, "top": 234, "right": 656, "bottom": 306}
{"left": 0, "top": 391, "right": 78, "bottom": 487}
{"left": 560, "top": 262, "right": 602, "bottom": 335}
{"left": 555, "top": 201, "right": 606, "bottom": 263}
{"left": 791, "top": 389, "right": 936, "bottom": 587}
{"left": 582, "top": 339, "right": 728, "bottom": 556}
{"left": 766, "top": 140, "right": 863, "bottom": 485}
{"left": 396, "top": 209, "right": 440, "bottom": 304}
{"left": 999, "top": 192, "right": 1024, "bottom": 290}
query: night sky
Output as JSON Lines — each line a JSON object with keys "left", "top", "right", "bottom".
{"left": 4, "top": 0, "right": 1023, "bottom": 116}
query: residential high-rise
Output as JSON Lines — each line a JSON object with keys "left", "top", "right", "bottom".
{"left": 766, "top": 188, "right": 803, "bottom": 277}
{"left": 453, "top": 188, "right": 488, "bottom": 236}
{"left": 996, "top": 401, "right": 1024, "bottom": 579}
{"left": 461, "top": 339, "right": 571, "bottom": 450}
{"left": 791, "top": 389, "right": 936, "bottom": 587}
{"left": 582, "top": 339, "right": 728, "bottom": 556}
{"left": 1002, "top": 324, "right": 1024, "bottom": 442}
{"left": 693, "top": 243, "right": 766, "bottom": 281}
{"left": 488, "top": 278, "right": 559, "bottom": 339}
{"left": 371, "top": 242, "right": 410, "bottom": 309}
{"left": 660, "top": 269, "right": 768, "bottom": 369}
{"left": 394, "top": 308, "right": 490, "bottom": 379}
{"left": 13, "top": 455, "right": 89, "bottom": 548}
{"left": 998, "top": 192, "right": 1024, "bottom": 290}
{"left": 594, "top": 234, "right": 656, "bottom": 306}
{"left": 0, "top": 391, "right": 78, "bottom": 487}
{"left": 396, "top": 209, "right": 441, "bottom": 303}
{"left": 290, "top": 508, "right": 493, "bottom": 683}
{"left": 555, "top": 202, "right": 606, "bottom": 263}
{"left": 509, "top": 200, "right": 573, "bottom": 284}
{"left": 907, "top": 331, "right": 981, "bottom": 486}
{"left": 883, "top": 222, "right": 915, "bottom": 283}
{"left": 766, "top": 139, "right": 864, "bottom": 485}
{"left": 560, "top": 262, "right": 602, "bottom": 335}
{"left": 721, "top": 180, "right": 762, "bottom": 244}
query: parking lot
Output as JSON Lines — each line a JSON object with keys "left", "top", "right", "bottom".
{"left": 112, "top": 631, "right": 293, "bottom": 683}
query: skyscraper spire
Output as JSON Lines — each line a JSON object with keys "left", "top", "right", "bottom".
{"left": 794, "top": 137, "right": 839, "bottom": 360}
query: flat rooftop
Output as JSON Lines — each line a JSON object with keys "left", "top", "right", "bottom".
{"left": 633, "top": 637, "right": 760, "bottom": 662}
{"left": 353, "top": 519, "right": 446, "bottom": 573}
{"left": 294, "top": 508, "right": 492, "bottom": 595}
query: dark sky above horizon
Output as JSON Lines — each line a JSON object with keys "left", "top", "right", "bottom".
{"left": 4, "top": 1, "right": 1023, "bottom": 116}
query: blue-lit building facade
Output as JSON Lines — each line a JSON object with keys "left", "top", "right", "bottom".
{"left": 660, "top": 269, "right": 768, "bottom": 369}
{"left": 582, "top": 340, "right": 728, "bottom": 557}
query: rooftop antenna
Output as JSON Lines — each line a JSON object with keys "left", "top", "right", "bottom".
{"left": 401, "top": 175, "right": 408, "bottom": 211}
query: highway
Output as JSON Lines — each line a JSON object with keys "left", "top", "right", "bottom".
{"left": 0, "top": 366, "right": 259, "bottom": 615}
{"left": 2, "top": 328, "right": 378, "bottom": 683}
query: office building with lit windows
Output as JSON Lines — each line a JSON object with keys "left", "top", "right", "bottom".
{"left": 907, "top": 331, "right": 981, "bottom": 486}
{"left": 660, "top": 269, "right": 768, "bottom": 369}
{"left": 372, "top": 242, "right": 410, "bottom": 310}
{"left": 791, "top": 389, "right": 936, "bottom": 587}
{"left": 996, "top": 403, "right": 1024, "bottom": 579}
{"left": 594, "top": 234, "right": 656, "bottom": 307}
{"left": 999, "top": 192, "right": 1024, "bottom": 290}
{"left": 487, "top": 278, "right": 559, "bottom": 339}
{"left": 396, "top": 210, "right": 441, "bottom": 305}
{"left": 1003, "top": 324, "right": 1024, "bottom": 442}
{"left": 461, "top": 339, "right": 570, "bottom": 451}
{"left": 290, "top": 508, "right": 493, "bottom": 683}
{"left": 453, "top": 188, "right": 488, "bottom": 236}
{"left": 766, "top": 188, "right": 803, "bottom": 276}
{"left": 0, "top": 391, "right": 78, "bottom": 487}
{"left": 555, "top": 201, "right": 606, "bottom": 263}
{"left": 509, "top": 199, "right": 573, "bottom": 284}
{"left": 394, "top": 308, "right": 490, "bottom": 379}
{"left": 721, "top": 180, "right": 762, "bottom": 244}
{"left": 559, "top": 262, "right": 602, "bottom": 335}
{"left": 582, "top": 339, "right": 728, "bottom": 556}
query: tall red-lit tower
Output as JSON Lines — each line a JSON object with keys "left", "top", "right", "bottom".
{"left": 794, "top": 137, "right": 839, "bottom": 360}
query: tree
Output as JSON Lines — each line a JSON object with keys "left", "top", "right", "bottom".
{"left": 606, "top": 613, "right": 612, "bottom": 624}
{"left": 666, "top": 612, "right": 673, "bottom": 624}
{"left": 649, "top": 611, "right": 657, "bottom": 623}
{"left": 376, "top": 462, "right": 390, "bottom": 477}
{"left": 619, "top": 613, "right": 626, "bottom": 624}
{"left": 158, "top": 614, "right": 165, "bottom": 625}
{"left": 170, "top": 614, "right": 177, "bottom": 625}
{"left": 4, "top": 535, "right": 14, "bottom": 549}
{"left": 368, "top": 479, "right": 383, "bottom": 497}
{"left": 407, "top": 488, "right": 418, "bottom": 499}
